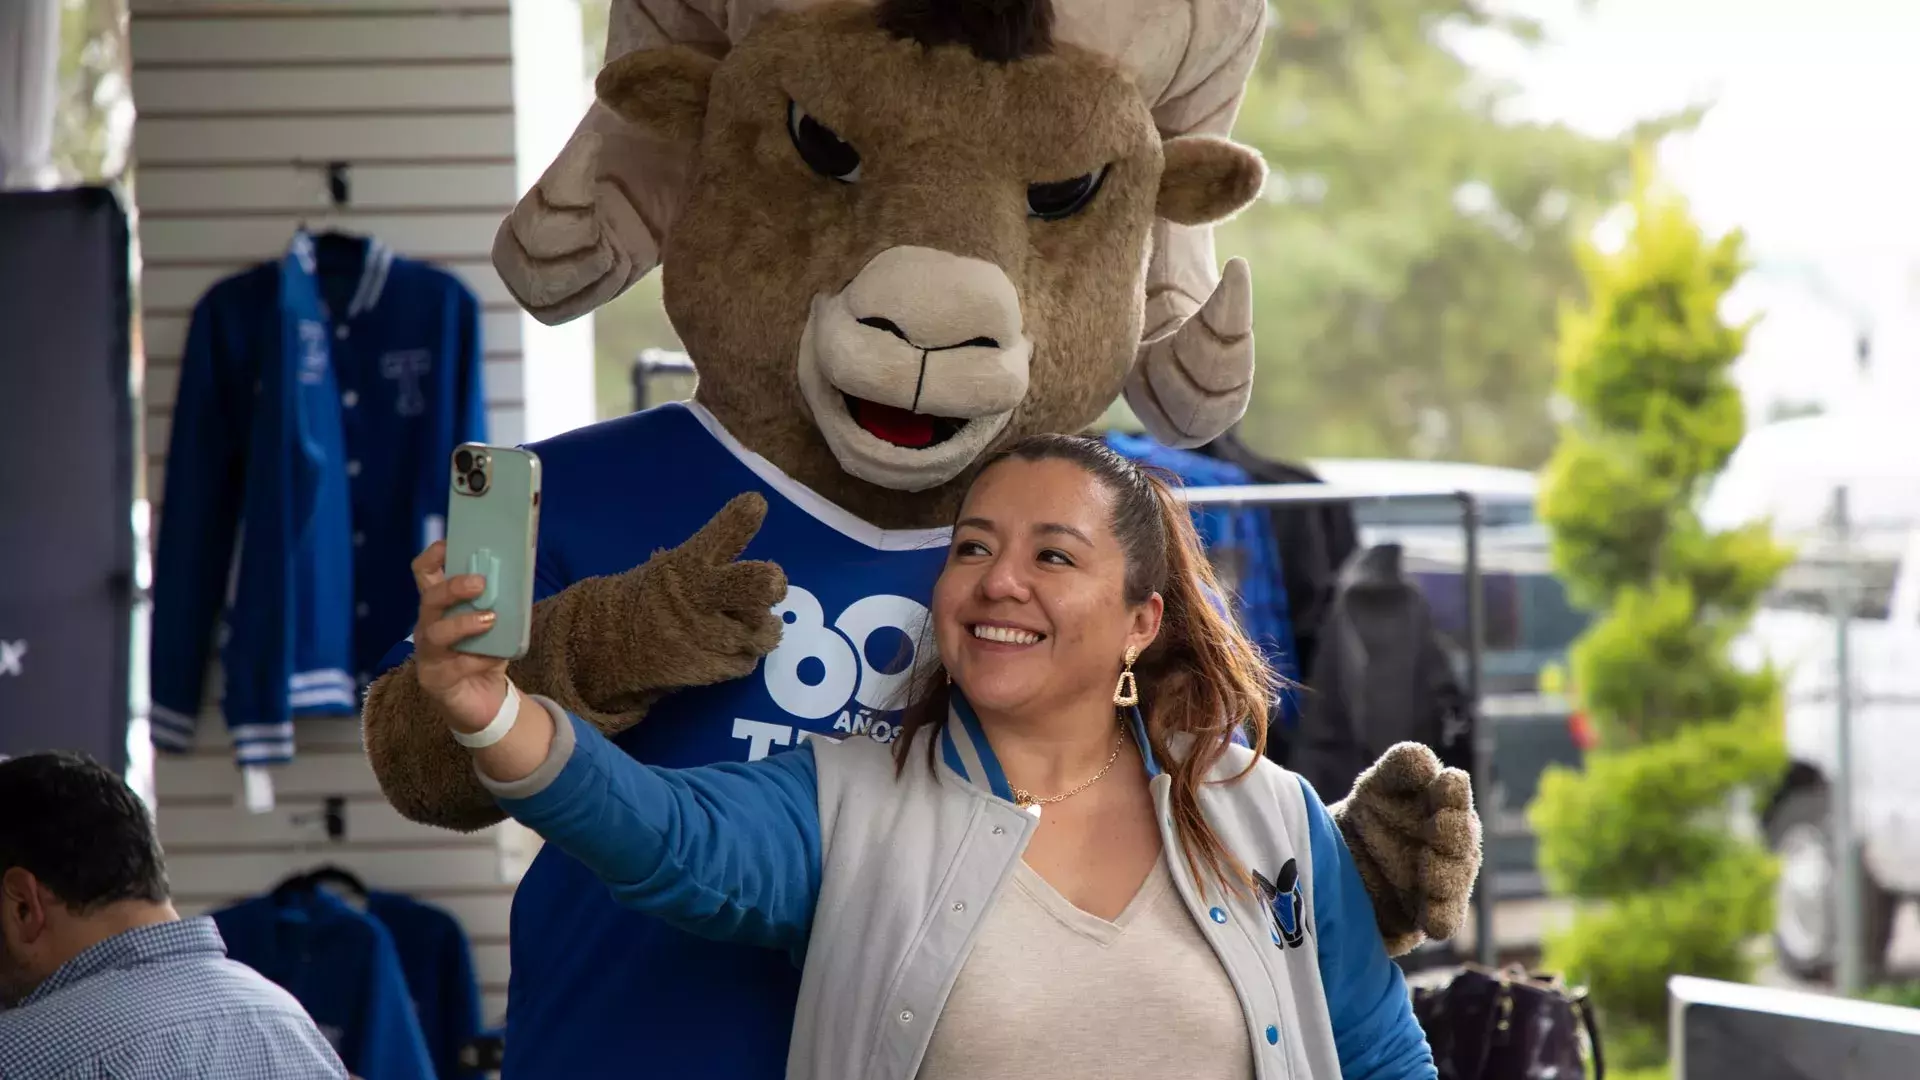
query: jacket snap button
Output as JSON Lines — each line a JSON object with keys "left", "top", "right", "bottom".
{"left": 952, "top": 901, "right": 966, "bottom": 913}
{"left": 899, "top": 1010, "right": 914, "bottom": 1023}
{"left": 1266, "top": 1025, "right": 1279, "bottom": 1046}
{"left": 1209, "top": 907, "right": 1228, "bottom": 924}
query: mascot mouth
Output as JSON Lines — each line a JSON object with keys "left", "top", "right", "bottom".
{"left": 844, "top": 394, "right": 967, "bottom": 449}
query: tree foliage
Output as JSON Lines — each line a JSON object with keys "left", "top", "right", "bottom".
{"left": 1215, "top": 0, "right": 1690, "bottom": 467}
{"left": 1529, "top": 159, "right": 1791, "bottom": 1067}
{"left": 52, "top": 0, "right": 130, "bottom": 184}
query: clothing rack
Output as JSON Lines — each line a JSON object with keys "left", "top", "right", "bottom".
{"left": 1183, "top": 482, "right": 1524, "bottom": 968}
{"left": 631, "top": 348, "right": 696, "bottom": 411}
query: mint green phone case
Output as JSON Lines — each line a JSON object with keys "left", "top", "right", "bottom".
{"left": 445, "top": 444, "right": 541, "bottom": 660}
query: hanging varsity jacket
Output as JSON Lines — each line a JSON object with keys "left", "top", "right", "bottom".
{"left": 149, "top": 231, "right": 485, "bottom": 765}
{"left": 212, "top": 889, "right": 437, "bottom": 1080}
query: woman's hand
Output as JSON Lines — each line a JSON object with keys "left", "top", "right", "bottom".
{"left": 409, "top": 540, "right": 509, "bottom": 734}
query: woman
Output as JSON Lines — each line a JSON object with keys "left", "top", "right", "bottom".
{"left": 411, "top": 434, "right": 1436, "bottom": 1080}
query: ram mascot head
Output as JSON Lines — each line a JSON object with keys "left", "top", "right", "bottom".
{"left": 500, "top": 0, "right": 1270, "bottom": 498}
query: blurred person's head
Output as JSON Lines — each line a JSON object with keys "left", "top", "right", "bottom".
{"left": 0, "top": 753, "right": 175, "bottom": 1007}
{"left": 904, "top": 433, "right": 1273, "bottom": 886}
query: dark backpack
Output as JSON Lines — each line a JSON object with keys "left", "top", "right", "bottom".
{"left": 1412, "top": 965, "right": 1605, "bottom": 1080}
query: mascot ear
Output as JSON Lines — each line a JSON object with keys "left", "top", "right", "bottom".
{"left": 595, "top": 46, "right": 719, "bottom": 143}
{"left": 1156, "top": 135, "right": 1268, "bottom": 227}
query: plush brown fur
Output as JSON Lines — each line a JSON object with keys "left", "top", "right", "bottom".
{"left": 362, "top": 494, "right": 786, "bottom": 829}
{"left": 1330, "top": 742, "right": 1484, "bottom": 956}
{"left": 656, "top": 3, "right": 1229, "bottom": 527}
{"left": 594, "top": 46, "right": 718, "bottom": 143}
{"left": 1157, "top": 136, "right": 1268, "bottom": 227}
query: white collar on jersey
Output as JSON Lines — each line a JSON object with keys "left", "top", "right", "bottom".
{"left": 678, "top": 400, "right": 952, "bottom": 554}
{"left": 288, "top": 230, "right": 395, "bottom": 322}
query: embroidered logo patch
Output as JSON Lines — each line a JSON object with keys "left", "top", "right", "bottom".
{"left": 380, "top": 349, "right": 432, "bottom": 417}
{"left": 1255, "top": 858, "right": 1307, "bottom": 949}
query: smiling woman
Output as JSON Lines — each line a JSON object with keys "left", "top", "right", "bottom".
{"left": 902, "top": 435, "right": 1268, "bottom": 896}
{"left": 417, "top": 432, "right": 1441, "bottom": 1080}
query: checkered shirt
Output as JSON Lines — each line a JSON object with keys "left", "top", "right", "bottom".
{"left": 0, "top": 916, "right": 348, "bottom": 1079}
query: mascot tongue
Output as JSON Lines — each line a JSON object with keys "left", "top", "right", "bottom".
{"left": 852, "top": 398, "right": 936, "bottom": 448}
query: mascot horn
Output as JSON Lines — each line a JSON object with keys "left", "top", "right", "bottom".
{"left": 362, "top": 1, "right": 1481, "bottom": 1075}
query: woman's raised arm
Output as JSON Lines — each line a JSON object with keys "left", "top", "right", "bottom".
{"left": 479, "top": 696, "right": 823, "bottom": 954}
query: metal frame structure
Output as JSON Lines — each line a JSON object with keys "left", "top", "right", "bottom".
{"left": 632, "top": 348, "right": 697, "bottom": 412}
{"left": 1184, "top": 483, "right": 1501, "bottom": 966}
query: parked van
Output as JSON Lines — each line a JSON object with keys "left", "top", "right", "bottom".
{"left": 1704, "top": 409, "right": 1920, "bottom": 980}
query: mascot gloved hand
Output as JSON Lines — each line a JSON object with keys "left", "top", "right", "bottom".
{"left": 365, "top": 493, "right": 787, "bottom": 831}
{"left": 1333, "top": 743, "right": 1483, "bottom": 955}
{"left": 366, "top": 6, "right": 1481, "bottom": 1071}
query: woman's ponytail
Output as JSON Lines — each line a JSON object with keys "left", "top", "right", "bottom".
{"left": 1133, "top": 468, "right": 1275, "bottom": 895}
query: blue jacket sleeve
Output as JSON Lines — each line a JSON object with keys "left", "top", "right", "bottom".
{"left": 148, "top": 292, "right": 248, "bottom": 750}
{"left": 1301, "top": 776, "right": 1437, "bottom": 1080}
{"left": 496, "top": 711, "right": 823, "bottom": 954}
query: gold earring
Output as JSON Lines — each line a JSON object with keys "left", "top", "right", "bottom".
{"left": 1113, "top": 645, "right": 1139, "bottom": 707}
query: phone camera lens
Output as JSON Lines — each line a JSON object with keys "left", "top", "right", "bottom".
{"left": 467, "top": 470, "right": 488, "bottom": 494}
{"left": 455, "top": 449, "right": 474, "bottom": 473}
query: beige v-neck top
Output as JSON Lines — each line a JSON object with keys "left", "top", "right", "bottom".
{"left": 916, "top": 855, "right": 1255, "bottom": 1079}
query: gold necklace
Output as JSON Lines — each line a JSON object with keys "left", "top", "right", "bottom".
{"left": 1010, "top": 723, "right": 1127, "bottom": 809}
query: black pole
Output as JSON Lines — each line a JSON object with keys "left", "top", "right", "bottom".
{"left": 1459, "top": 491, "right": 1495, "bottom": 966}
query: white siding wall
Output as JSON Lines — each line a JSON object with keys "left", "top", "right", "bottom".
{"left": 130, "top": 0, "right": 547, "bottom": 1025}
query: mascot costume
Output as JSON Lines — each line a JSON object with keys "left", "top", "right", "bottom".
{"left": 361, "top": 1, "right": 1483, "bottom": 1075}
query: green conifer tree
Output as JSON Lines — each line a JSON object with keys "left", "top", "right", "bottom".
{"left": 1529, "top": 158, "right": 1792, "bottom": 1069}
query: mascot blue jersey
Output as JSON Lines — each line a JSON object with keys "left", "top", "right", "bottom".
{"left": 372, "top": 401, "right": 950, "bottom": 1078}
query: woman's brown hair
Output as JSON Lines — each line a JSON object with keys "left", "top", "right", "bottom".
{"left": 892, "top": 433, "right": 1276, "bottom": 895}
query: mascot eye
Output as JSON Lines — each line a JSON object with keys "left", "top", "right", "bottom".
{"left": 1026, "top": 166, "right": 1108, "bottom": 220}
{"left": 787, "top": 101, "right": 862, "bottom": 183}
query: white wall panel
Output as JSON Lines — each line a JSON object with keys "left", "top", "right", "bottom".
{"left": 132, "top": 13, "right": 512, "bottom": 65}
{"left": 135, "top": 64, "right": 514, "bottom": 115}
{"left": 136, "top": 114, "right": 515, "bottom": 165}
{"left": 132, "top": 0, "right": 542, "bottom": 1032}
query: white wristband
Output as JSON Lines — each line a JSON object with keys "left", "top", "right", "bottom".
{"left": 451, "top": 680, "right": 521, "bottom": 749}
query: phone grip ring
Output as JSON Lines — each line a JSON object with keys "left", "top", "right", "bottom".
{"left": 467, "top": 549, "right": 501, "bottom": 609}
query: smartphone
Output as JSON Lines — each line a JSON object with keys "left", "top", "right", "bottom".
{"left": 444, "top": 443, "right": 541, "bottom": 660}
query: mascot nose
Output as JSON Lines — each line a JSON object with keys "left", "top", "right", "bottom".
{"left": 843, "top": 246, "right": 1024, "bottom": 353}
